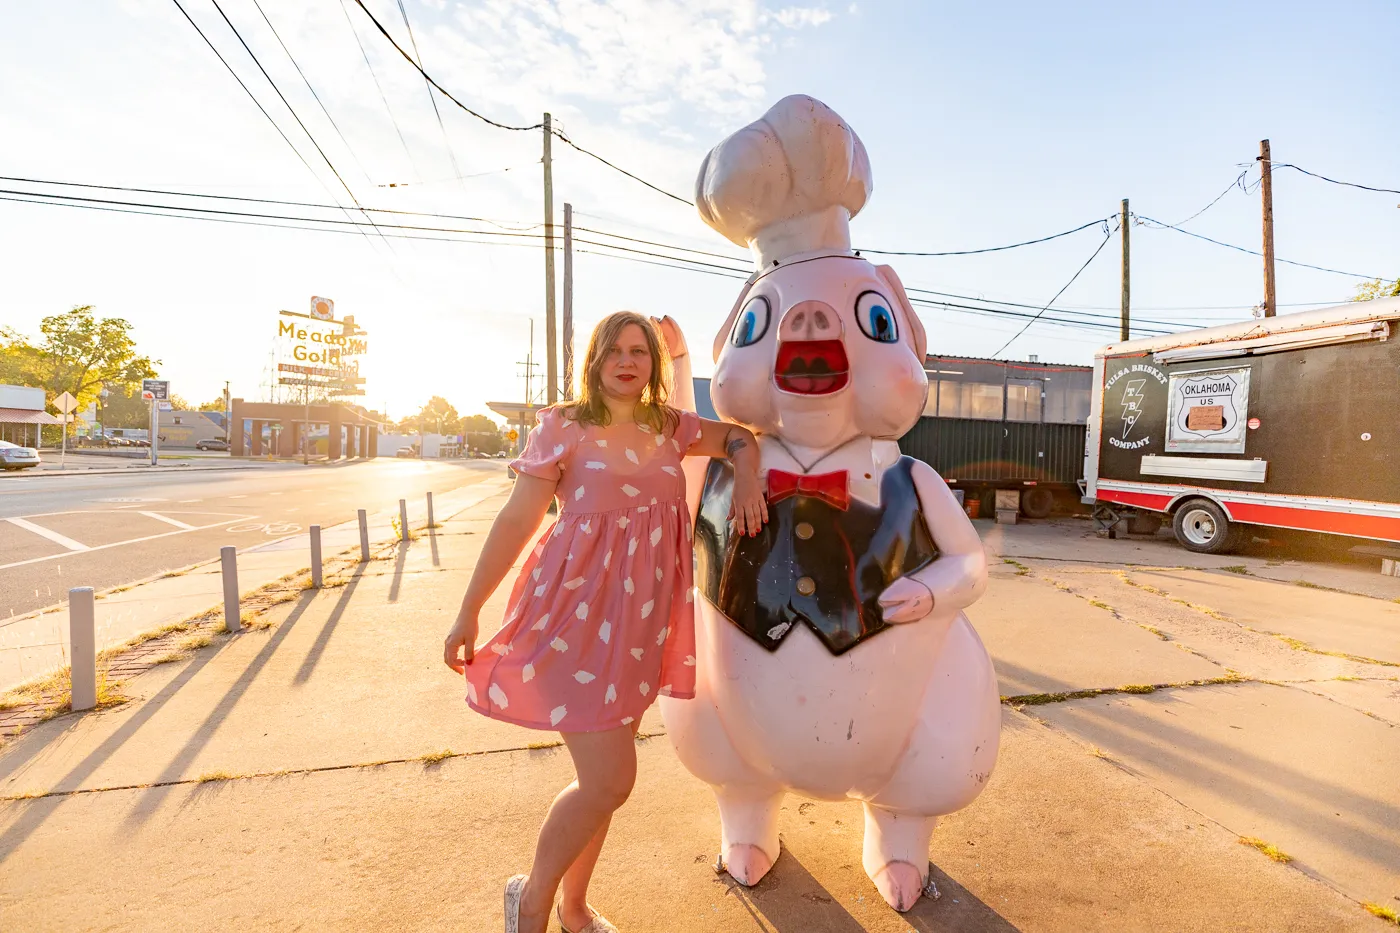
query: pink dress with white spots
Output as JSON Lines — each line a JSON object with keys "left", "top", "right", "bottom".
{"left": 465, "top": 406, "right": 702, "bottom": 732}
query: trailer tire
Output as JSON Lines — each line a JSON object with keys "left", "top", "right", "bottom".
{"left": 1021, "top": 487, "right": 1055, "bottom": 519}
{"left": 1172, "top": 499, "right": 1238, "bottom": 554}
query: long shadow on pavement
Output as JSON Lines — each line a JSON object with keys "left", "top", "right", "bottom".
{"left": 730, "top": 850, "right": 1019, "bottom": 932}
{"left": 120, "top": 587, "right": 324, "bottom": 828}
{"left": 0, "top": 646, "right": 224, "bottom": 863}
{"left": 996, "top": 658, "right": 1400, "bottom": 875}
{"left": 291, "top": 571, "right": 364, "bottom": 685}
{"left": 388, "top": 538, "right": 410, "bottom": 603}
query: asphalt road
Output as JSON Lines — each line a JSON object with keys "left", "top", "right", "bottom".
{"left": 0, "top": 458, "right": 507, "bottom": 619}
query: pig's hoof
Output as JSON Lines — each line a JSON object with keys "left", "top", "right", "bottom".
{"left": 872, "top": 859, "right": 925, "bottom": 912}
{"left": 723, "top": 844, "right": 773, "bottom": 886}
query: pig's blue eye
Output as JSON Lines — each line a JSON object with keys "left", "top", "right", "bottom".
{"left": 731, "top": 295, "right": 771, "bottom": 347}
{"left": 855, "top": 291, "right": 898, "bottom": 343}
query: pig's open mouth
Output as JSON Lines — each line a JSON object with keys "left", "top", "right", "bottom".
{"left": 775, "top": 340, "right": 849, "bottom": 395}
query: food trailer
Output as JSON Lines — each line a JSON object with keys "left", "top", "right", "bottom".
{"left": 1083, "top": 298, "right": 1400, "bottom": 553}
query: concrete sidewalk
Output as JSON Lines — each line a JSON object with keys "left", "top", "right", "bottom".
{"left": 0, "top": 476, "right": 513, "bottom": 694}
{"left": 0, "top": 507, "right": 1395, "bottom": 931}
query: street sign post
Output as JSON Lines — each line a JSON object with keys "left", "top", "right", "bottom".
{"left": 141, "top": 380, "right": 169, "bottom": 466}
{"left": 54, "top": 391, "right": 78, "bottom": 469}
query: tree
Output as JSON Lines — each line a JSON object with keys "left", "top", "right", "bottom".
{"left": 462, "top": 413, "right": 504, "bottom": 454}
{"left": 197, "top": 396, "right": 228, "bottom": 412}
{"left": 100, "top": 384, "right": 151, "bottom": 429}
{"left": 8, "top": 306, "right": 158, "bottom": 411}
{"left": 1352, "top": 276, "right": 1400, "bottom": 301}
{"left": 168, "top": 393, "right": 193, "bottom": 412}
{"left": 403, "top": 396, "right": 463, "bottom": 436}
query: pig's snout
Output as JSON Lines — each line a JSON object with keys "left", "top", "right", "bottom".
{"left": 778, "top": 300, "right": 843, "bottom": 342}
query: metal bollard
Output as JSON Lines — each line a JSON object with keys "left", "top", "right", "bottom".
{"left": 426, "top": 491, "right": 435, "bottom": 529}
{"left": 399, "top": 498, "right": 409, "bottom": 541}
{"left": 221, "top": 546, "right": 241, "bottom": 632}
{"left": 310, "top": 525, "right": 322, "bottom": 588}
{"left": 358, "top": 509, "right": 370, "bottom": 562}
{"left": 69, "top": 587, "right": 96, "bottom": 711}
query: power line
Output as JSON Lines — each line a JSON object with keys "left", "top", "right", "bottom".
{"left": 346, "top": 0, "right": 695, "bottom": 206}
{"left": 348, "top": 0, "right": 542, "bottom": 132}
{"left": 393, "top": 0, "right": 465, "bottom": 189}
{"left": 247, "top": 0, "right": 373, "bottom": 186}
{"left": 2, "top": 189, "right": 1174, "bottom": 339}
{"left": 1168, "top": 168, "right": 1252, "bottom": 228}
{"left": 991, "top": 226, "right": 1118, "bottom": 357}
{"left": 337, "top": 0, "right": 421, "bottom": 180}
{"left": 856, "top": 218, "right": 1109, "bottom": 257}
{"left": 549, "top": 128, "right": 693, "bottom": 206}
{"left": 0, "top": 174, "right": 540, "bottom": 230}
{"left": 166, "top": 0, "right": 323, "bottom": 191}
{"left": 1134, "top": 214, "right": 1382, "bottom": 278}
{"left": 196, "top": 0, "right": 391, "bottom": 250}
{"left": 1268, "top": 161, "right": 1400, "bottom": 196}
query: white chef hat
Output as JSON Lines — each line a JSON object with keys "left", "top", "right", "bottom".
{"left": 695, "top": 95, "right": 872, "bottom": 268}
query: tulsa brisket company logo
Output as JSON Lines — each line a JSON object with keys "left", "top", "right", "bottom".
{"left": 1105, "top": 363, "right": 1166, "bottom": 450}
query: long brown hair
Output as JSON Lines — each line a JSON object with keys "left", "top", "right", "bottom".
{"left": 561, "top": 311, "right": 679, "bottom": 435}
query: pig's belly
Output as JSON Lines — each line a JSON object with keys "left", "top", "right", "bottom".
{"left": 699, "top": 599, "right": 951, "bottom": 800}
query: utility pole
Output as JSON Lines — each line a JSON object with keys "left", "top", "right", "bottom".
{"left": 1260, "top": 139, "right": 1277, "bottom": 317}
{"left": 563, "top": 202, "right": 574, "bottom": 400}
{"left": 223, "top": 380, "right": 230, "bottom": 443}
{"left": 543, "top": 113, "right": 558, "bottom": 404}
{"left": 303, "top": 370, "right": 310, "bottom": 465}
{"left": 1120, "top": 198, "right": 1130, "bottom": 341}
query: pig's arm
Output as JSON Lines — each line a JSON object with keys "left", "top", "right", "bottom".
{"left": 877, "top": 460, "right": 988, "bottom": 624}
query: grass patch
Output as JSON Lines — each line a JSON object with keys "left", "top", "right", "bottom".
{"left": 527, "top": 740, "right": 562, "bottom": 750}
{"left": 196, "top": 770, "right": 238, "bottom": 783}
{"left": 1238, "top": 836, "right": 1293, "bottom": 863}
{"left": 1220, "top": 565, "right": 1249, "bottom": 575}
{"left": 1001, "top": 558, "right": 1032, "bottom": 576}
{"left": 1293, "top": 580, "right": 1325, "bottom": 590}
{"left": 1141, "top": 625, "right": 1171, "bottom": 641}
{"left": 1004, "top": 675, "right": 1245, "bottom": 708}
{"left": 1363, "top": 903, "right": 1400, "bottom": 925}
{"left": 419, "top": 748, "right": 455, "bottom": 764}
{"left": 1088, "top": 600, "right": 1113, "bottom": 612}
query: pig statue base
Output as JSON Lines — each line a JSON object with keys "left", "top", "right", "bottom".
{"left": 660, "top": 95, "right": 1002, "bottom": 913}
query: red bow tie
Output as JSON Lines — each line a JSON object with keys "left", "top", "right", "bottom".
{"left": 765, "top": 469, "right": 850, "bottom": 510}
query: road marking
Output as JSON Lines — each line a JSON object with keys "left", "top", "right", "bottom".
{"left": 5, "top": 517, "right": 89, "bottom": 552}
{"left": 138, "top": 511, "right": 196, "bottom": 530}
{"left": 0, "top": 516, "right": 249, "bottom": 572}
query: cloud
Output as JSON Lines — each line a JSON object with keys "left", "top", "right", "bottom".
{"left": 767, "top": 7, "right": 834, "bottom": 28}
{"left": 427, "top": 0, "right": 837, "bottom": 126}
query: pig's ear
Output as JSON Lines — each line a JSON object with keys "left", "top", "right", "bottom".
{"left": 875, "top": 264, "right": 926, "bottom": 361}
{"left": 712, "top": 276, "right": 757, "bottom": 363}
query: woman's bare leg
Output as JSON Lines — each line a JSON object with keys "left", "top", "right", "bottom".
{"left": 516, "top": 726, "right": 637, "bottom": 933}
{"left": 556, "top": 819, "right": 610, "bottom": 929}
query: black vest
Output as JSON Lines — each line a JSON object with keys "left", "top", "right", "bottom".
{"left": 695, "top": 456, "right": 937, "bottom": 656}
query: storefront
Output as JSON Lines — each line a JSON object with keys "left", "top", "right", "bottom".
{"left": 229, "top": 399, "right": 380, "bottom": 460}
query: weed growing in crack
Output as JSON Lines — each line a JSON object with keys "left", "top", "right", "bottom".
{"left": 419, "top": 748, "right": 455, "bottom": 764}
{"left": 1238, "top": 836, "right": 1293, "bottom": 863}
{"left": 1220, "top": 566, "right": 1249, "bottom": 575}
{"left": 196, "top": 770, "right": 238, "bottom": 783}
{"left": 1362, "top": 902, "right": 1400, "bottom": 925}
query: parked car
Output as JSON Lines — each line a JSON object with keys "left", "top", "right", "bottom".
{"left": 495, "top": 451, "right": 509, "bottom": 459}
{"left": 195, "top": 438, "right": 230, "bottom": 451}
{"left": 132, "top": 438, "right": 151, "bottom": 448}
{"left": 395, "top": 446, "right": 417, "bottom": 458}
{"left": 0, "top": 440, "right": 41, "bottom": 470}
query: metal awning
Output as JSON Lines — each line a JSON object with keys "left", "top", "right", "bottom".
{"left": 0, "top": 407, "right": 62, "bottom": 425}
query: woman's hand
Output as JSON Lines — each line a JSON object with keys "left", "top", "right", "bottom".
{"left": 729, "top": 469, "right": 769, "bottom": 537}
{"left": 443, "top": 608, "right": 480, "bottom": 674}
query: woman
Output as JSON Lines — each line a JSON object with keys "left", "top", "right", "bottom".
{"left": 443, "top": 311, "right": 766, "bottom": 933}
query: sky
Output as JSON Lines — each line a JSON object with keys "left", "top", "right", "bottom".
{"left": 2, "top": 0, "right": 1396, "bottom": 424}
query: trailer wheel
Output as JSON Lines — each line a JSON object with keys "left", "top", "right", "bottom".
{"left": 1021, "top": 487, "right": 1055, "bottom": 519}
{"left": 1172, "top": 499, "right": 1238, "bottom": 554}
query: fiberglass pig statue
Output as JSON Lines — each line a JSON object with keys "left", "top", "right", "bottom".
{"left": 659, "top": 95, "right": 1001, "bottom": 913}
